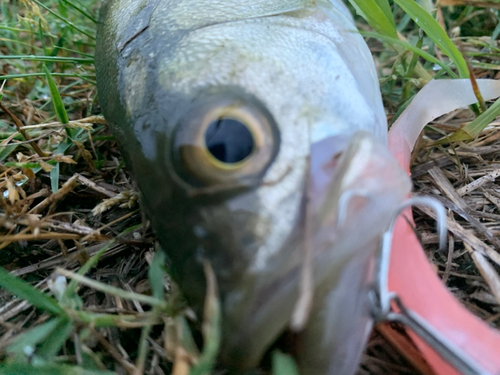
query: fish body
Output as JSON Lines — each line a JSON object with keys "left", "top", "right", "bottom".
{"left": 96, "top": 1, "right": 411, "bottom": 373}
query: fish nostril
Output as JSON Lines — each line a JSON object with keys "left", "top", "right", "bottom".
{"left": 205, "top": 118, "right": 254, "bottom": 163}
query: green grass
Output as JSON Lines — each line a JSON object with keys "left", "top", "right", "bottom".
{"left": 0, "top": 0, "right": 499, "bottom": 374}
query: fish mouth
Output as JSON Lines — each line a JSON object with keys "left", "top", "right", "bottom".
{"left": 215, "top": 131, "right": 412, "bottom": 371}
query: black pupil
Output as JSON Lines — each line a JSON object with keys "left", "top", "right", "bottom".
{"left": 204, "top": 118, "right": 254, "bottom": 163}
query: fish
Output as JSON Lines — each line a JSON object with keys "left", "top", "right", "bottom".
{"left": 95, "top": 0, "right": 412, "bottom": 373}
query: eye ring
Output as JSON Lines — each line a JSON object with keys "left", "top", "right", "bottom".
{"left": 172, "top": 96, "right": 279, "bottom": 187}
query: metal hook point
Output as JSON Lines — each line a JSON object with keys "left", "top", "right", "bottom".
{"left": 375, "top": 196, "right": 448, "bottom": 317}
{"left": 387, "top": 196, "right": 447, "bottom": 252}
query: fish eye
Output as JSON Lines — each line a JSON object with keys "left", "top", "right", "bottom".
{"left": 204, "top": 118, "right": 254, "bottom": 164}
{"left": 173, "top": 97, "right": 278, "bottom": 187}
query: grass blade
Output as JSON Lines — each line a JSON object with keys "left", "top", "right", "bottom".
{"left": 38, "top": 19, "right": 49, "bottom": 56}
{"left": 360, "top": 31, "right": 458, "bottom": 78}
{"left": 31, "top": 0, "right": 96, "bottom": 40}
{"left": 373, "top": 0, "right": 396, "bottom": 31}
{"left": 36, "top": 317, "right": 74, "bottom": 359}
{"left": 0, "top": 267, "right": 64, "bottom": 316}
{"left": 56, "top": 47, "right": 94, "bottom": 58}
{"left": 149, "top": 250, "right": 167, "bottom": 301}
{"left": 56, "top": 268, "right": 167, "bottom": 308}
{"left": 272, "top": 351, "right": 300, "bottom": 375}
{"left": 0, "top": 79, "right": 5, "bottom": 101}
{"left": 0, "top": 145, "right": 18, "bottom": 161}
{"left": 0, "top": 55, "right": 93, "bottom": 64}
{"left": 61, "top": 0, "right": 97, "bottom": 23}
{"left": 8, "top": 318, "right": 62, "bottom": 359}
{"left": 0, "top": 363, "right": 114, "bottom": 375}
{"left": 64, "top": 225, "right": 142, "bottom": 302}
{"left": 0, "top": 72, "right": 94, "bottom": 80}
{"left": 135, "top": 314, "right": 155, "bottom": 374}
{"left": 43, "top": 65, "right": 69, "bottom": 125}
{"left": 0, "top": 25, "right": 56, "bottom": 37}
{"left": 449, "top": 96, "right": 500, "bottom": 141}
{"left": 64, "top": 243, "right": 110, "bottom": 301}
{"left": 189, "top": 262, "right": 221, "bottom": 375}
{"left": 50, "top": 162, "right": 60, "bottom": 193}
{"left": 392, "top": 0, "right": 469, "bottom": 78}
{"left": 347, "top": 0, "right": 397, "bottom": 38}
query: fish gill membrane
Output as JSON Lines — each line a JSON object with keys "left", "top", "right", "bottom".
{"left": 95, "top": 0, "right": 500, "bottom": 373}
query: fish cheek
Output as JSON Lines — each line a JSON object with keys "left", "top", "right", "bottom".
{"left": 194, "top": 202, "right": 269, "bottom": 290}
{"left": 142, "top": 176, "right": 269, "bottom": 313}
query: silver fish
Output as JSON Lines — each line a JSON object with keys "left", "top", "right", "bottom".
{"left": 95, "top": 0, "right": 411, "bottom": 373}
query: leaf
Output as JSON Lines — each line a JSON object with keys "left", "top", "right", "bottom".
{"left": 272, "top": 351, "right": 300, "bottom": 375}
{"left": 0, "top": 267, "right": 64, "bottom": 316}
{"left": 0, "top": 363, "right": 114, "bottom": 375}
{"left": 392, "top": 0, "right": 469, "bottom": 78}
{"left": 149, "top": 250, "right": 167, "bottom": 301}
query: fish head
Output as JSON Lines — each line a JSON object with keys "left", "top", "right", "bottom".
{"left": 97, "top": 5, "right": 411, "bottom": 371}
